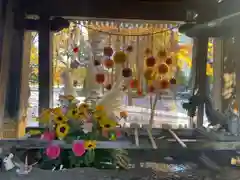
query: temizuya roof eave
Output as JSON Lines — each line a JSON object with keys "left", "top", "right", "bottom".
{"left": 21, "top": 0, "right": 218, "bottom": 22}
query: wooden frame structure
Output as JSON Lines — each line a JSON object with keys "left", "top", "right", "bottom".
{"left": 1, "top": 0, "right": 240, "bottom": 173}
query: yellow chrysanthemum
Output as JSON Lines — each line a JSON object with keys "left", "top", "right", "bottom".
{"left": 84, "top": 140, "right": 97, "bottom": 149}
{"left": 38, "top": 109, "right": 52, "bottom": 124}
{"left": 56, "top": 123, "right": 70, "bottom": 139}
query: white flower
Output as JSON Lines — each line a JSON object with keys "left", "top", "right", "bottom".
{"left": 82, "top": 122, "right": 93, "bottom": 133}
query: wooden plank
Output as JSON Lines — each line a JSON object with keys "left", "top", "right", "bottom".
{"left": 1, "top": 138, "right": 240, "bottom": 150}
{"left": 20, "top": 0, "right": 217, "bottom": 22}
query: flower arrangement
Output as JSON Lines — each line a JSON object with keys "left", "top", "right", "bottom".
{"left": 26, "top": 94, "right": 129, "bottom": 170}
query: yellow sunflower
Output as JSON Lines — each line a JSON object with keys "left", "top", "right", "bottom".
{"left": 99, "top": 118, "right": 118, "bottom": 129}
{"left": 52, "top": 107, "right": 62, "bottom": 114}
{"left": 93, "top": 111, "right": 105, "bottom": 122}
{"left": 56, "top": 123, "right": 70, "bottom": 139}
{"left": 84, "top": 140, "right": 97, "bottom": 149}
{"left": 79, "top": 103, "right": 89, "bottom": 110}
{"left": 53, "top": 113, "right": 68, "bottom": 124}
{"left": 38, "top": 109, "right": 52, "bottom": 124}
{"left": 78, "top": 107, "right": 88, "bottom": 120}
{"left": 66, "top": 107, "right": 79, "bottom": 119}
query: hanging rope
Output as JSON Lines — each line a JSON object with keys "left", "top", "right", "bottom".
{"left": 73, "top": 21, "right": 180, "bottom": 37}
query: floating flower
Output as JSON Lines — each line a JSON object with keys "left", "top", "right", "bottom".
{"left": 144, "top": 68, "right": 153, "bottom": 80}
{"left": 113, "top": 51, "right": 127, "bottom": 64}
{"left": 104, "top": 58, "right": 114, "bottom": 69}
{"left": 84, "top": 140, "right": 97, "bottom": 150}
{"left": 41, "top": 131, "right": 55, "bottom": 141}
{"left": 103, "top": 47, "right": 113, "bottom": 57}
{"left": 122, "top": 68, "right": 132, "bottom": 78}
{"left": 96, "top": 73, "right": 105, "bottom": 84}
{"left": 146, "top": 56, "right": 156, "bottom": 67}
{"left": 72, "top": 141, "right": 86, "bottom": 157}
{"left": 158, "top": 63, "right": 169, "bottom": 74}
{"left": 165, "top": 57, "right": 173, "bottom": 65}
{"left": 160, "top": 79, "right": 170, "bottom": 89}
{"left": 56, "top": 123, "right": 70, "bottom": 139}
{"left": 46, "top": 144, "right": 61, "bottom": 159}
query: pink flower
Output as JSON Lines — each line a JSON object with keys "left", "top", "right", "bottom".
{"left": 46, "top": 144, "right": 61, "bottom": 159}
{"left": 72, "top": 141, "right": 85, "bottom": 157}
{"left": 41, "top": 131, "right": 55, "bottom": 141}
{"left": 116, "top": 130, "right": 121, "bottom": 137}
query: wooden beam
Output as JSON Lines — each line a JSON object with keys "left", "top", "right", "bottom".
{"left": 20, "top": 0, "right": 218, "bottom": 22}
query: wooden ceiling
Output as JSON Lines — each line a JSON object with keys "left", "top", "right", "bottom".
{"left": 20, "top": 0, "right": 218, "bottom": 22}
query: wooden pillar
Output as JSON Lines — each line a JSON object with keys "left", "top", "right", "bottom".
{"left": 233, "top": 31, "right": 240, "bottom": 134}
{"left": 0, "top": 0, "right": 8, "bottom": 69}
{"left": 221, "top": 38, "right": 236, "bottom": 112}
{"left": 212, "top": 38, "right": 224, "bottom": 112}
{"left": 38, "top": 16, "right": 53, "bottom": 116}
{"left": 195, "top": 36, "right": 208, "bottom": 127}
{"left": 4, "top": 20, "right": 24, "bottom": 119}
{"left": 17, "top": 31, "right": 32, "bottom": 137}
{"left": 0, "top": 0, "right": 15, "bottom": 137}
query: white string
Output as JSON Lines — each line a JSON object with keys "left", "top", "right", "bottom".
{"left": 134, "top": 128, "right": 139, "bottom": 147}
{"left": 147, "top": 128, "right": 157, "bottom": 149}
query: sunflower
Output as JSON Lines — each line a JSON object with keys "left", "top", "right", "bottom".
{"left": 99, "top": 118, "right": 118, "bottom": 130}
{"left": 38, "top": 109, "right": 52, "bottom": 124}
{"left": 93, "top": 111, "right": 105, "bottom": 121}
{"left": 52, "top": 107, "right": 62, "bottom": 114}
{"left": 56, "top": 123, "right": 70, "bottom": 139}
{"left": 84, "top": 140, "right": 97, "bottom": 149}
{"left": 53, "top": 113, "right": 68, "bottom": 124}
{"left": 66, "top": 107, "right": 79, "bottom": 119}
{"left": 78, "top": 108, "right": 88, "bottom": 120}
{"left": 79, "top": 103, "right": 89, "bottom": 110}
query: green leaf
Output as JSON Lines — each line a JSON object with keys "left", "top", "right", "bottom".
{"left": 84, "top": 150, "right": 95, "bottom": 166}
